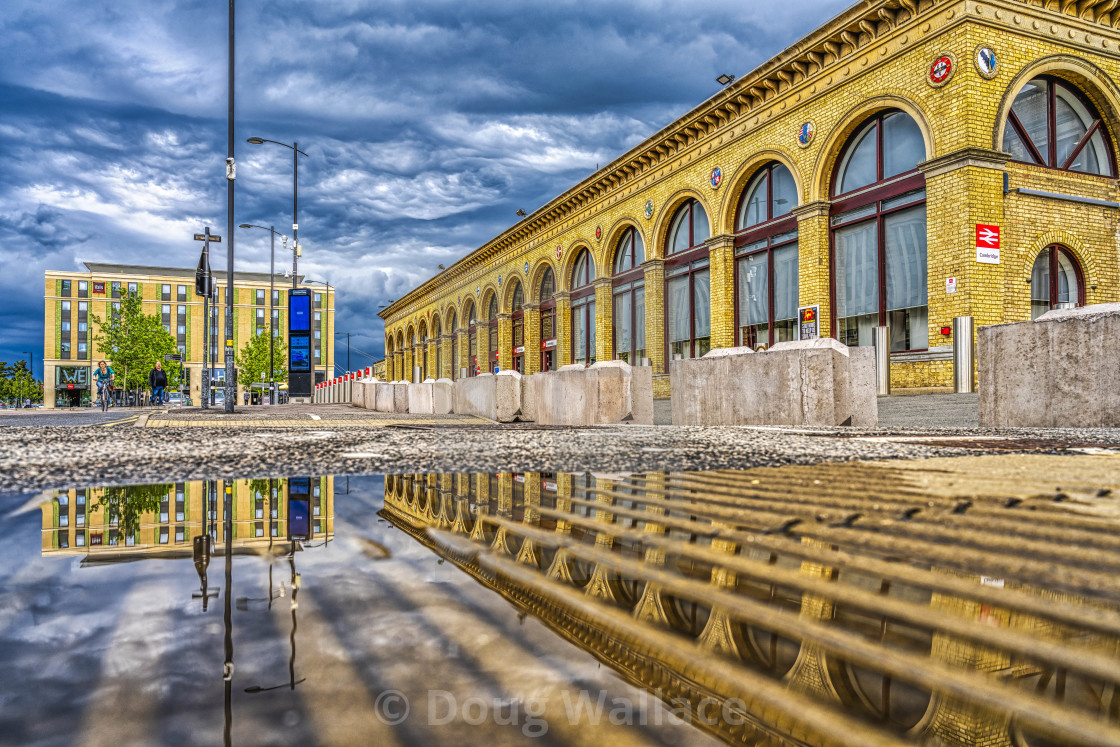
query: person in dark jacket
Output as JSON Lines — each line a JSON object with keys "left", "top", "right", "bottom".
{"left": 148, "top": 362, "right": 168, "bottom": 408}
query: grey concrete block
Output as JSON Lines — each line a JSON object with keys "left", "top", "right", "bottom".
{"left": 848, "top": 348, "right": 878, "bottom": 428}
{"left": 362, "top": 379, "right": 380, "bottom": 411}
{"left": 408, "top": 382, "right": 434, "bottom": 414}
{"left": 351, "top": 381, "right": 365, "bottom": 407}
{"left": 391, "top": 382, "right": 410, "bottom": 413}
{"left": 520, "top": 372, "right": 538, "bottom": 423}
{"left": 494, "top": 370, "right": 523, "bottom": 422}
{"left": 980, "top": 303, "right": 1120, "bottom": 427}
{"left": 374, "top": 382, "right": 395, "bottom": 413}
{"left": 432, "top": 379, "right": 453, "bottom": 415}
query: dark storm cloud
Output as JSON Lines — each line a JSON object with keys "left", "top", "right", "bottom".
{"left": 0, "top": 0, "right": 851, "bottom": 370}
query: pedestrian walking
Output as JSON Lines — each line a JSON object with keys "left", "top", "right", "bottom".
{"left": 148, "top": 361, "right": 168, "bottom": 408}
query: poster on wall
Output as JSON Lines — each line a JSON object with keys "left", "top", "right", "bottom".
{"left": 798, "top": 305, "right": 820, "bottom": 341}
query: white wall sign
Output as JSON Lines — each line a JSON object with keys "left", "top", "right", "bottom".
{"left": 976, "top": 247, "right": 1001, "bottom": 264}
{"left": 976, "top": 224, "right": 1000, "bottom": 264}
{"left": 946, "top": 277, "right": 957, "bottom": 294}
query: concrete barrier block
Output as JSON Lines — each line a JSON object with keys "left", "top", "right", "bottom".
{"left": 980, "top": 303, "right": 1120, "bottom": 427}
{"left": 351, "top": 380, "right": 365, "bottom": 407}
{"left": 520, "top": 372, "right": 539, "bottom": 423}
{"left": 432, "top": 379, "right": 453, "bottom": 415}
{"left": 375, "top": 382, "right": 394, "bottom": 412}
{"left": 494, "top": 370, "right": 523, "bottom": 422}
{"left": 391, "top": 382, "right": 410, "bottom": 413}
{"left": 848, "top": 348, "right": 878, "bottom": 427}
{"left": 362, "top": 379, "right": 379, "bottom": 410}
{"left": 453, "top": 374, "right": 496, "bottom": 420}
{"left": 408, "top": 381, "right": 434, "bottom": 414}
{"left": 630, "top": 364, "right": 654, "bottom": 425}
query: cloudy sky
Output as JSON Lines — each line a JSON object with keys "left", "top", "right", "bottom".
{"left": 0, "top": 0, "right": 851, "bottom": 376}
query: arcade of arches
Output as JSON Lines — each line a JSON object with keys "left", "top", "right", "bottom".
{"left": 382, "top": 1, "right": 1120, "bottom": 395}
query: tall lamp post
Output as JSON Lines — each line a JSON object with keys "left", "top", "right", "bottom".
{"left": 239, "top": 223, "right": 289, "bottom": 402}
{"left": 305, "top": 279, "right": 332, "bottom": 378}
{"left": 21, "top": 351, "right": 33, "bottom": 407}
{"left": 245, "top": 138, "right": 307, "bottom": 289}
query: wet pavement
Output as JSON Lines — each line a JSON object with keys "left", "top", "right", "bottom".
{"left": 7, "top": 457, "right": 1120, "bottom": 746}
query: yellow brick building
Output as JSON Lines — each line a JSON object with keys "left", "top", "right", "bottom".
{"left": 381, "top": 0, "right": 1120, "bottom": 394}
{"left": 42, "top": 263, "right": 336, "bottom": 408}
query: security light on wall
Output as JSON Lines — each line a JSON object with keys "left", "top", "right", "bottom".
{"left": 437, "top": 265, "right": 446, "bottom": 270}
{"left": 516, "top": 209, "right": 527, "bottom": 216}
{"left": 716, "top": 74, "right": 736, "bottom": 86}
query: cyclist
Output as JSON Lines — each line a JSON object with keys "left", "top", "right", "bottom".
{"left": 93, "top": 360, "right": 115, "bottom": 408}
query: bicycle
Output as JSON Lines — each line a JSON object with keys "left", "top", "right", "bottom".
{"left": 97, "top": 382, "right": 114, "bottom": 412}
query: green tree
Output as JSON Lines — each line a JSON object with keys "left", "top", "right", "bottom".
{"left": 89, "top": 293, "right": 181, "bottom": 396}
{"left": 93, "top": 483, "right": 171, "bottom": 538}
{"left": 236, "top": 327, "right": 287, "bottom": 388}
{"left": 0, "top": 361, "right": 40, "bottom": 405}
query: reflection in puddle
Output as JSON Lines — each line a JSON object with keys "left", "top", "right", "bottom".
{"left": 17, "top": 474, "right": 713, "bottom": 746}
{"left": 381, "top": 469, "right": 1120, "bottom": 747}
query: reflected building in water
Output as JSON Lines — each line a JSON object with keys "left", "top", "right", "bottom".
{"left": 41, "top": 477, "right": 335, "bottom": 560}
{"left": 381, "top": 470, "right": 1120, "bottom": 747}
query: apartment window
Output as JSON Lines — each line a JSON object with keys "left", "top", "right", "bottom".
{"left": 61, "top": 320, "right": 71, "bottom": 333}
{"left": 78, "top": 281, "right": 88, "bottom": 298}
{"left": 61, "top": 280, "right": 72, "bottom": 297}
{"left": 272, "top": 309, "right": 280, "bottom": 336}
{"left": 314, "top": 292, "right": 323, "bottom": 309}
{"left": 161, "top": 284, "right": 171, "bottom": 301}
{"left": 161, "top": 304, "right": 171, "bottom": 333}
{"left": 111, "top": 281, "right": 122, "bottom": 299}
{"left": 76, "top": 533, "right": 86, "bottom": 547}
{"left": 127, "top": 282, "right": 138, "bottom": 297}
{"left": 60, "top": 341, "right": 71, "bottom": 360}
{"left": 255, "top": 289, "right": 265, "bottom": 305}
{"left": 78, "top": 342, "right": 88, "bottom": 356}
{"left": 272, "top": 290, "right": 280, "bottom": 306}
{"left": 177, "top": 284, "right": 187, "bottom": 301}
{"left": 62, "top": 300, "right": 71, "bottom": 314}
{"left": 255, "top": 308, "right": 265, "bottom": 336}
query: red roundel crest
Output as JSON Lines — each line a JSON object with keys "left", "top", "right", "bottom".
{"left": 555, "top": 244, "right": 563, "bottom": 260}
{"left": 929, "top": 56, "right": 953, "bottom": 85}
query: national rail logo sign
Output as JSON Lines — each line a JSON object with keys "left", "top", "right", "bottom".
{"left": 976, "top": 224, "right": 1001, "bottom": 264}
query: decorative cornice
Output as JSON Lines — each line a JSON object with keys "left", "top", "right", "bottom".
{"left": 919, "top": 147, "right": 1010, "bottom": 178}
{"left": 703, "top": 233, "right": 736, "bottom": 251}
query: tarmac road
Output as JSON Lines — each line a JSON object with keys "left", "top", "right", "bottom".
{"left": 0, "top": 407, "right": 149, "bottom": 427}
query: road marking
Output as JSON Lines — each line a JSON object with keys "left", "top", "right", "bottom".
{"left": 100, "top": 414, "right": 141, "bottom": 427}
{"left": 309, "top": 414, "right": 321, "bottom": 420}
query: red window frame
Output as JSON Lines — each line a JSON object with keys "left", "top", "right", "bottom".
{"left": 612, "top": 226, "right": 645, "bottom": 365}
{"left": 539, "top": 267, "right": 557, "bottom": 372}
{"left": 570, "top": 249, "right": 596, "bottom": 366}
{"left": 1005, "top": 75, "right": 1116, "bottom": 176}
{"left": 664, "top": 199, "right": 711, "bottom": 363}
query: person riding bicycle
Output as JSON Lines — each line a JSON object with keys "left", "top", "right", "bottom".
{"left": 94, "top": 360, "right": 115, "bottom": 407}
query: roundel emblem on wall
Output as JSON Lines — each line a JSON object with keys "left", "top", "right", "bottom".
{"left": 595, "top": 225, "right": 602, "bottom": 241}
{"left": 524, "top": 261, "right": 529, "bottom": 275}
{"left": 797, "top": 121, "right": 815, "bottom": 148}
{"left": 644, "top": 199, "right": 654, "bottom": 219}
{"left": 498, "top": 274, "right": 502, "bottom": 287}
{"left": 476, "top": 286, "right": 480, "bottom": 297}
{"left": 975, "top": 45, "right": 998, "bottom": 79}
{"left": 927, "top": 53, "right": 955, "bottom": 87}
{"left": 555, "top": 244, "right": 563, "bottom": 260}
{"left": 709, "top": 167, "right": 722, "bottom": 189}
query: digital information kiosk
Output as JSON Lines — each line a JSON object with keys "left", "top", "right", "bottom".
{"left": 288, "top": 288, "right": 312, "bottom": 400}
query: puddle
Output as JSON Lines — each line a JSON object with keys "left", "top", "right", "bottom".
{"left": 7, "top": 461, "right": 1120, "bottom": 746}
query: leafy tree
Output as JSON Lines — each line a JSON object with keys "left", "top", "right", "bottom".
{"left": 93, "top": 483, "right": 172, "bottom": 538}
{"left": 236, "top": 327, "right": 287, "bottom": 388}
{"left": 89, "top": 293, "right": 181, "bottom": 395}
{"left": 0, "top": 361, "right": 40, "bottom": 405}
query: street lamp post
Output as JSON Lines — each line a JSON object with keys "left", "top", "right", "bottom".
{"left": 246, "top": 138, "right": 307, "bottom": 289}
{"left": 239, "top": 223, "right": 289, "bottom": 403}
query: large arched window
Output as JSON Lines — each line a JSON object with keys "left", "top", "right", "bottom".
{"left": 539, "top": 267, "right": 557, "bottom": 372}
{"left": 735, "top": 163, "right": 799, "bottom": 348}
{"left": 831, "top": 111, "right": 928, "bottom": 352}
{"left": 486, "top": 293, "right": 499, "bottom": 373}
{"left": 464, "top": 298, "right": 477, "bottom": 377}
{"left": 570, "top": 249, "right": 596, "bottom": 365}
{"left": 612, "top": 227, "right": 646, "bottom": 365}
{"left": 666, "top": 199, "right": 711, "bottom": 361}
{"left": 1031, "top": 245, "right": 1084, "bottom": 319}
{"left": 1003, "top": 76, "right": 1115, "bottom": 176}
{"left": 418, "top": 320, "right": 428, "bottom": 381}
{"left": 447, "top": 310, "right": 458, "bottom": 380}
{"left": 510, "top": 280, "right": 525, "bottom": 373}
{"left": 431, "top": 315, "right": 441, "bottom": 380}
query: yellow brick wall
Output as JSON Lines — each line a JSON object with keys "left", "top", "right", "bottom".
{"left": 382, "top": 2, "right": 1120, "bottom": 393}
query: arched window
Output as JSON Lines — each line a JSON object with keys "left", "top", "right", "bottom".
{"left": 831, "top": 111, "right": 928, "bottom": 352}
{"left": 1031, "top": 246, "right": 1084, "bottom": 319}
{"left": 612, "top": 227, "right": 646, "bottom": 365}
{"left": 464, "top": 298, "right": 477, "bottom": 377}
{"left": 539, "top": 267, "right": 557, "bottom": 372}
{"left": 418, "top": 321, "right": 428, "bottom": 382}
{"left": 510, "top": 281, "right": 525, "bottom": 373}
{"left": 486, "top": 293, "right": 499, "bottom": 373}
{"left": 447, "top": 310, "right": 458, "bottom": 380}
{"left": 665, "top": 199, "right": 711, "bottom": 361}
{"left": 1003, "top": 77, "right": 1114, "bottom": 176}
{"left": 431, "top": 315, "right": 442, "bottom": 380}
{"left": 570, "top": 249, "right": 596, "bottom": 365}
{"left": 735, "top": 163, "right": 800, "bottom": 348}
